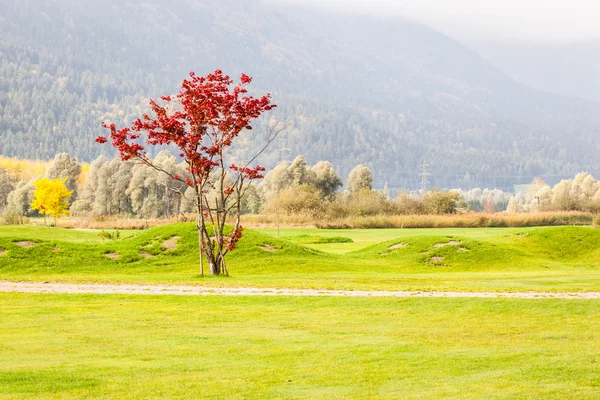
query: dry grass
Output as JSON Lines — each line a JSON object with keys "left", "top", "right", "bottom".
{"left": 26, "top": 211, "right": 596, "bottom": 230}
{"left": 240, "top": 213, "right": 317, "bottom": 228}
{"left": 242, "top": 212, "right": 595, "bottom": 229}
{"left": 34, "top": 215, "right": 193, "bottom": 230}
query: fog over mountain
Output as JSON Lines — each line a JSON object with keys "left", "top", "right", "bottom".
{"left": 275, "top": 0, "right": 600, "bottom": 43}
{"left": 472, "top": 40, "right": 600, "bottom": 103}
{"left": 1, "top": 0, "right": 599, "bottom": 190}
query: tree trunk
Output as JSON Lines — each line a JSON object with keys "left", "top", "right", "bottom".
{"left": 197, "top": 223, "right": 204, "bottom": 276}
{"left": 209, "top": 260, "right": 221, "bottom": 276}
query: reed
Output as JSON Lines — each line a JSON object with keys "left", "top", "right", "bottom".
{"left": 20, "top": 211, "right": 595, "bottom": 230}
{"left": 242, "top": 211, "right": 595, "bottom": 229}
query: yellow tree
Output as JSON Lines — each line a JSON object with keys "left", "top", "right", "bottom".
{"left": 31, "top": 177, "right": 73, "bottom": 226}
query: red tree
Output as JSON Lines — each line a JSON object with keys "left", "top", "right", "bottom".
{"left": 97, "top": 70, "right": 281, "bottom": 275}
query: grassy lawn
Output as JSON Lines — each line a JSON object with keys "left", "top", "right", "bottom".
{"left": 1, "top": 224, "right": 600, "bottom": 292}
{"left": 0, "top": 226, "right": 138, "bottom": 244}
{"left": 0, "top": 294, "right": 598, "bottom": 399}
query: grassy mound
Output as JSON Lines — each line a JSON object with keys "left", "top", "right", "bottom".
{"left": 0, "top": 223, "right": 326, "bottom": 278}
{"left": 353, "top": 226, "right": 600, "bottom": 271}
{"left": 2, "top": 224, "right": 600, "bottom": 292}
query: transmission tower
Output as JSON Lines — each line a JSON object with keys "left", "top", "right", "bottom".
{"left": 419, "top": 161, "right": 431, "bottom": 193}
{"left": 280, "top": 136, "right": 291, "bottom": 163}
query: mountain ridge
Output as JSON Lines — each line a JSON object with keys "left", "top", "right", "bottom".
{"left": 0, "top": 0, "right": 599, "bottom": 189}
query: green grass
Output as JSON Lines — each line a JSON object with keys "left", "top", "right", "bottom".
{"left": 259, "top": 227, "right": 529, "bottom": 253}
{"left": 1, "top": 294, "right": 599, "bottom": 399}
{"left": 283, "top": 234, "right": 354, "bottom": 244}
{"left": 2, "top": 226, "right": 599, "bottom": 398}
{"left": 2, "top": 224, "right": 600, "bottom": 292}
{"left": 0, "top": 226, "right": 138, "bottom": 243}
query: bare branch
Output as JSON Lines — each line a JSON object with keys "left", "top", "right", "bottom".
{"left": 134, "top": 155, "right": 188, "bottom": 185}
{"left": 241, "top": 121, "right": 290, "bottom": 170}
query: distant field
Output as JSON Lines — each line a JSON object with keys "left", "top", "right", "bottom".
{"left": 1, "top": 224, "right": 600, "bottom": 292}
{"left": 1, "top": 294, "right": 599, "bottom": 399}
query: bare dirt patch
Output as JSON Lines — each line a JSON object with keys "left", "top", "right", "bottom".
{"left": 15, "top": 241, "right": 37, "bottom": 248}
{"left": 259, "top": 244, "right": 278, "bottom": 253}
{"left": 0, "top": 249, "right": 6, "bottom": 256}
{"left": 161, "top": 236, "right": 180, "bottom": 250}
{"left": 456, "top": 248, "right": 470, "bottom": 253}
{"left": 105, "top": 253, "right": 120, "bottom": 260}
{"left": 52, "top": 246, "right": 60, "bottom": 253}
{"left": 433, "top": 241, "right": 461, "bottom": 248}
{"left": 430, "top": 256, "right": 444, "bottom": 264}
{"left": 140, "top": 251, "right": 155, "bottom": 259}
{"left": 388, "top": 243, "right": 408, "bottom": 250}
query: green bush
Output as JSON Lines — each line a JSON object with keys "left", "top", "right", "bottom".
{"left": 98, "top": 230, "right": 122, "bottom": 240}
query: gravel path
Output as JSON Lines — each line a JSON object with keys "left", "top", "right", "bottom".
{"left": 1, "top": 281, "right": 600, "bottom": 299}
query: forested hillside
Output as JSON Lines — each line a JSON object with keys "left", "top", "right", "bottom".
{"left": 1, "top": 0, "right": 599, "bottom": 189}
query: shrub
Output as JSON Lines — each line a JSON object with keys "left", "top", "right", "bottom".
{"left": 421, "top": 190, "right": 461, "bottom": 215}
{"left": 325, "top": 198, "right": 350, "bottom": 219}
{"left": 0, "top": 209, "right": 28, "bottom": 225}
{"left": 395, "top": 194, "right": 426, "bottom": 215}
{"left": 98, "top": 230, "right": 121, "bottom": 240}
{"left": 92, "top": 215, "right": 109, "bottom": 222}
{"left": 70, "top": 200, "right": 93, "bottom": 217}
{"left": 346, "top": 189, "right": 393, "bottom": 216}
{"left": 264, "top": 185, "right": 325, "bottom": 217}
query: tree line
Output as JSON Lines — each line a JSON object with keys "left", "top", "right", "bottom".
{"left": 2, "top": 152, "right": 598, "bottom": 225}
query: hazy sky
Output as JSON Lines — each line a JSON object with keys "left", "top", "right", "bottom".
{"left": 277, "top": 0, "right": 600, "bottom": 44}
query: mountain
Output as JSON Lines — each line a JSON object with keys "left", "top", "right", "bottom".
{"left": 472, "top": 40, "right": 600, "bottom": 103}
{"left": 1, "top": 0, "right": 599, "bottom": 190}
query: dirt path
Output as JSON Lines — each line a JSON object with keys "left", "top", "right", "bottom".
{"left": 1, "top": 281, "right": 600, "bottom": 299}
